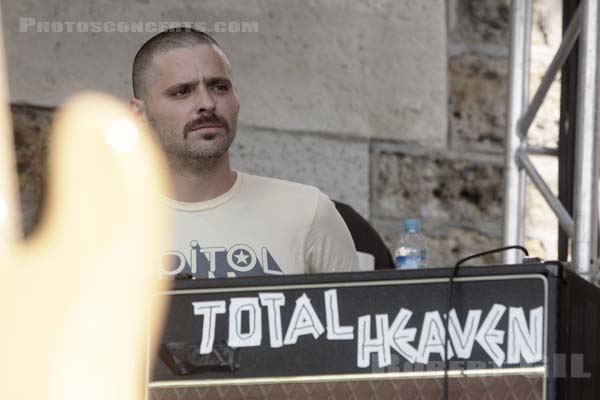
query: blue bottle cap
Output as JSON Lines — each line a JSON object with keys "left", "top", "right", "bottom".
{"left": 403, "top": 218, "right": 421, "bottom": 232}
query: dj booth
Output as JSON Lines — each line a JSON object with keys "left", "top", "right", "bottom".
{"left": 146, "top": 262, "right": 600, "bottom": 399}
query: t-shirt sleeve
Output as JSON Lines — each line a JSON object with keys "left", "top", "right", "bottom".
{"left": 305, "top": 191, "right": 360, "bottom": 273}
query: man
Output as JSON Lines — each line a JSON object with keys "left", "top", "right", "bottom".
{"left": 130, "top": 28, "right": 358, "bottom": 278}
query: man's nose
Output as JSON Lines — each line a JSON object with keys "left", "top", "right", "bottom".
{"left": 194, "top": 86, "right": 216, "bottom": 114}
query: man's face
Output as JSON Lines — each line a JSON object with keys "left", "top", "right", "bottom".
{"left": 140, "top": 44, "right": 239, "bottom": 168}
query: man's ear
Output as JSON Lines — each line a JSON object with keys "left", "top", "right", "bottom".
{"left": 129, "top": 98, "right": 147, "bottom": 122}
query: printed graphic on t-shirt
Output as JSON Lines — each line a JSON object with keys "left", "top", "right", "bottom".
{"left": 162, "top": 241, "right": 285, "bottom": 278}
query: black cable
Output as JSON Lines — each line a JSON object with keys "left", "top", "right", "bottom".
{"left": 442, "top": 245, "right": 529, "bottom": 400}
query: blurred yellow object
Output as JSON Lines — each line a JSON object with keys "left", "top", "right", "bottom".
{"left": 0, "top": 92, "right": 171, "bottom": 399}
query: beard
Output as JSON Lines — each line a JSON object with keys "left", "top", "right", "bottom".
{"left": 146, "top": 111, "right": 236, "bottom": 173}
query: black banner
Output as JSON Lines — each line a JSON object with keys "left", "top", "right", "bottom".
{"left": 150, "top": 268, "right": 547, "bottom": 383}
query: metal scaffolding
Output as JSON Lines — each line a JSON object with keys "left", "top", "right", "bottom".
{"left": 503, "top": 0, "right": 599, "bottom": 280}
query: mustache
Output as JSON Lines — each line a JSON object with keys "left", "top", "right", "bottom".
{"left": 183, "top": 114, "right": 228, "bottom": 135}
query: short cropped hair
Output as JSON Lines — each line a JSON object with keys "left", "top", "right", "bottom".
{"left": 132, "top": 28, "right": 221, "bottom": 99}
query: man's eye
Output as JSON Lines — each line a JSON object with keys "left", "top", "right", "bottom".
{"left": 172, "top": 88, "right": 190, "bottom": 97}
{"left": 213, "top": 83, "right": 229, "bottom": 92}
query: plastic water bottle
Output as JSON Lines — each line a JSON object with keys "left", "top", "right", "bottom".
{"left": 394, "top": 218, "right": 427, "bottom": 269}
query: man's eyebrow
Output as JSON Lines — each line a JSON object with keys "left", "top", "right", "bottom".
{"left": 205, "top": 76, "right": 232, "bottom": 86}
{"left": 163, "top": 77, "right": 232, "bottom": 94}
{"left": 164, "top": 80, "right": 200, "bottom": 94}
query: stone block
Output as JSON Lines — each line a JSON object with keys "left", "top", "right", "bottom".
{"left": 524, "top": 155, "right": 559, "bottom": 260}
{"left": 449, "top": 53, "right": 508, "bottom": 151}
{"left": 528, "top": 0, "right": 562, "bottom": 148}
{"left": 531, "top": 0, "right": 563, "bottom": 48}
{"left": 371, "top": 145, "right": 503, "bottom": 235}
{"left": 11, "top": 104, "right": 53, "bottom": 236}
{"left": 449, "top": 0, "right": 511, "bottom": 47}
{"left": 230, "top": 127, "right": 370, "bottom": 218}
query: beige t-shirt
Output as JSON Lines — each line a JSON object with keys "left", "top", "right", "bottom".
{"left": 161, "top": 172, "right": 359, "bottom": 278}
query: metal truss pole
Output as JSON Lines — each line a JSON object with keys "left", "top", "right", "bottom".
{"left": 503, "top": 0, "right": 532, "bottom": 264}
{"left": 503, "top": 0, "right": 599, "bottom": 280}
{"left": 572, "top": 0, "right": 599, "bottom": 279}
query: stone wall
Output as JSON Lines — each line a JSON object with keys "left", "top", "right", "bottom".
{"left": 9, "top": 0, "right": 563, "bottom": 268}
{"left": 2, "top": 0, "right": 447, "bottom": 142}
{"left": 367, "top": 0, "right": 514, "bottom": 266}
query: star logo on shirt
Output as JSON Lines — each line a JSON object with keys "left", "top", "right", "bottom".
{"left": 233, "top": 250, "right": 250, "bottom": 265}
